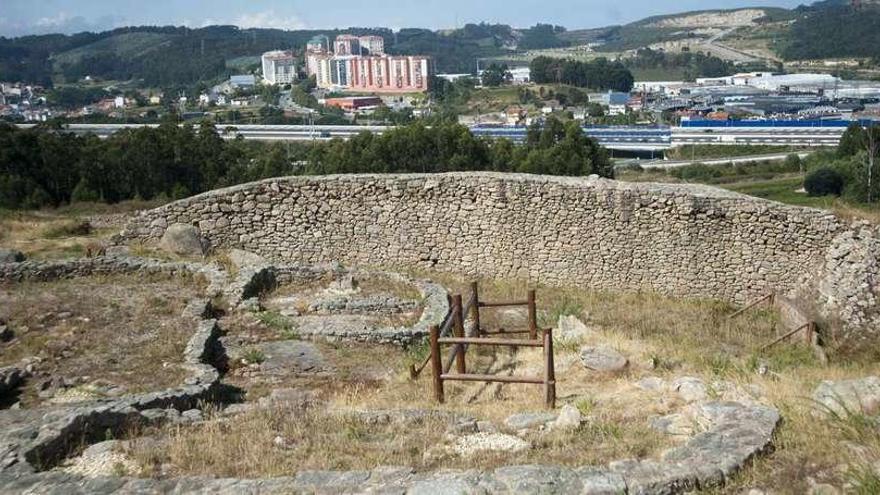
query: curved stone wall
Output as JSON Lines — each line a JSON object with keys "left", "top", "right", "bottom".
{"left": 0, "top": 257, "right": 224, "bottom": 472}
{"left": 120, "top": 173, "right": 877, "bottom": 340}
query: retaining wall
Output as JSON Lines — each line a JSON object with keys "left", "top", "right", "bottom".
{"left": 120, "top": 173, "right": 880, "bottom": 342}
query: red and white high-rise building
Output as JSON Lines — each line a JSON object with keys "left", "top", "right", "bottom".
{"left": 306, "top": 34, "right": 432, "bottom": 93}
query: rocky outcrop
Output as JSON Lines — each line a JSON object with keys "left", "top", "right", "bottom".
{"left": 815, "top": 222, "right": 880, "bottom": 343}
{"left": 0, "top": 401, "right": 780, "bottom": 494}
{"left": 159, "top": 223, "right": 209, "bottom": 256}
{"left": 119, "top": 173, "right": 877, "bottom": 343}
{"left": 813, "top": 376, "right": 880, "bottom": 416}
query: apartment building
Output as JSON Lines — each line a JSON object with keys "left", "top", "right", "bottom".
{"left": 306, "top": 35, "right": 432, "bottom": 93}
{"left": 261, "top": 50, "right": 298, "bottom": 85}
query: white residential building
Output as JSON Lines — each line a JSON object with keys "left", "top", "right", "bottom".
{"left": 261, "top": 50, "right": 298, "bottom": 85}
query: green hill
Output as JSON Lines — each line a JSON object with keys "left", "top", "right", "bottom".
{"left": 1, "top": 0, "right": 877, "bottom": 90}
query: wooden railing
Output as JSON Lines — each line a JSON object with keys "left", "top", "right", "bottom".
{"left": 409, "top": 281, "right": 538, "bottom": 379}
{"left": 429, "top": 325, "right": 556, "bottom": 409}
{"left": 728, "top": 292, "right": 776, "bottom": 320}
{"left": 728, "top": 291, "right": 819, "bottom": 352}
{"left": 762, "top": 321, "right": 816, "bottom": 350}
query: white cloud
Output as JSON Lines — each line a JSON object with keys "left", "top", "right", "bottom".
{"left": 3, "top": 11, "right": 125, "bottom": 35}
{"left": 234, "top": 10, "right": 306, "bottom": 31}
{"left": 35, "top": 12, "right": 73, "bottom": 28}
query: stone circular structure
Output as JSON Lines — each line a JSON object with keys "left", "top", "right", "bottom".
{"left": 0, "top": 253, "right": 784, "bottom": 494}
{"left": 120, "top": 173, "right": 880, "bottom": 344}
{"left": 0, "top": 256, "right": 226, "bottom": 476}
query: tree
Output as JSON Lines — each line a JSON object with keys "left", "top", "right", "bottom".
{"left": 805, "top": 168, "right": 845, "bottom": 197}
{"left": 837, "top": 123, "right": 880, "bottom": 202}
{"left": 528, "top": 56, "right": 634, "bottom": 92}
{"left": 481, "top": 63, "right": 511, "bottom": 87}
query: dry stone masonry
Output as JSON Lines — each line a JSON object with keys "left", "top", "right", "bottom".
{"left": 0, "top": 253, "right": 789, "bottom": 493}
{"left": 122, "top": 172, "right": 880, "bottom": 343}
{"left": 0, "top": 257, "right": 225, "bottom": 476}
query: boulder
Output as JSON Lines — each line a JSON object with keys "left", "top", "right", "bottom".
{"left": 448, "top": 433, "right": 530, "bottom": 457}
{"left": 672, "top": 376, "right": 708, "bottom": 403}
{"left": 0, "top": 248, "right": 25, "bottom": 263}
{"left": 636, "top": 376, "right": 666, "bottom": 392}
{"left": 159, "top": 223, "right": 208, "bottom": 256}
{"left": 180, "top": 409, "right": 203, "bottom": 423}
{"left": 813, "top": 376, "right": 880, "bottom": 416}
{"left": 650, "top": 413, "right": 695, "bottom": 436}
{"left": 550, "top": 404, "right": 583, "bottom": 431}
{"left": 103, "top": 245, "right": 131, "bottom": 257}
{"left": 504, "top": 412, "right": 557, "bottom": 430}
{"left": 227, "top": 249, "right": 267, "bottom": 269}
{"left": 579, "top": 346, "right": 628, "bottom": 372}
{"left": 556, "top": 315, "right": 594, "bottom": 342}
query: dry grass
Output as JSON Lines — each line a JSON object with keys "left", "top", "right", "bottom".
{"left": 0, "top": 273, "right": 204, "bottom": 407}
{"left": 0, "top": 211, "right": 115, "bottom": 260}
{"left": 53, "top": 270, "right": 880, "bottom": 491}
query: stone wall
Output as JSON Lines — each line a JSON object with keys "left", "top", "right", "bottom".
{"left": 120, "top": 173, "right": 877, "bottom": 341}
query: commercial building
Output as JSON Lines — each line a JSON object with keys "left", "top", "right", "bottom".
{"left": 230, "top": 74, "right": 257, "bottom": 89}
{"left": 323, "top": 96, "right": 383, "bottom": 111}
{"left": 261, "top": 50, "right": 298, "bottom": 85}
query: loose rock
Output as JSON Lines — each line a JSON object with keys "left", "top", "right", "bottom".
{"left": 449, "top": 433, "right": 530, "bottom": 457}
{"left": 504, "top": 412, "right": 557, "bottom": 430}
{"left": 672, "top": 376, "right": 708, "bottom": 403}
{"left": 579, "top": 346, "right": 628, "bottom": 372}
{"left": 556, "top": 315, "right": 593, "bottom": 341}
{"left": 550, "top": 405, "right": 583, "bottom": 431}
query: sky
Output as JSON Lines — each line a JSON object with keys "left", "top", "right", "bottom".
{"left": 0, "top": 0, "right": 809, "bottom": 37}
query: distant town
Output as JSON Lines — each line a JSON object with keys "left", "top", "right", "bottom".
{"left": 2, "top": 35, "right": 879, "bottom": 130}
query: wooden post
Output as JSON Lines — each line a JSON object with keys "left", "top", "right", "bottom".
{"left": 429, "top": 325, "right": 444, "bottom": 403}
{"left": 805, "top": 321, "right": 815, "bottom": 345}
{"left": 528, "top": 289, "right": 537, "bottom": 340}
{"left": 452, "top": 294, "right": 466, "bottom": 374}
{"left": 470, "top": 281, "right": 481, "bottom": 337}
{"left": 543, "top": 328, "right": 556, "bottom": 409}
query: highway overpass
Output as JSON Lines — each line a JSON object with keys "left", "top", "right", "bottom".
{"left": 16, "top": 120, "right": 857, "bottom": 151}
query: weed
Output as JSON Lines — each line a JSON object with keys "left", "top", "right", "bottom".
{"left": 255, "top": 311, "right": 295, "bottom": 333}
{"left": 111, "top": 461, "right": 129, "bottom": 477}
{"left": 406, "top": 340, "right": 431, "bottom": 366}
{"left": 846, "top": 464, "right": 880, "bottom": 495}
{"left": 575, "top": 397, "right": 596, "bottom": 416}
{"left": 545, "top": 294, "right": 585, "bottom": 326}
{"left": 241, "top": 348, "right": 266, "bottom": 365}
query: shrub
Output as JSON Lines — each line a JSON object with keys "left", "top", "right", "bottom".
{"left": 784, "top": 153, "right": 803, "bottom": 171}
{"left": 43, "top": 220, "right": 93, "bottom": 238}
{"left": 671, "top": 163, "right": 723, "bottom": 182}
{"left": 804, "top": 167, "right": 845, "bottom": 197}
{"left": 71, "top": 179, "right": 101, "bottom": 203}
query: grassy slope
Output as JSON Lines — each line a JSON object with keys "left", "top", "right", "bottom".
{"left": 51, "top": 32, "right": 178, "bottom": 68}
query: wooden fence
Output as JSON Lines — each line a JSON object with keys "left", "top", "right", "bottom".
{"left": 409, "top": 282, "right": 540, "bottom": 378}
{"left": 728, "top": 291, "right": 818, "bottom": 351}
{"left": 411, "top": 281, "right": 555, "bottom": 409}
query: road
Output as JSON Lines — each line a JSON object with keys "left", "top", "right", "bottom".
{"left": 619, "top": 151, "right": 812, "bottom": 170}
{"left": 16, "top": 123, "right": 851, "bottom": 150}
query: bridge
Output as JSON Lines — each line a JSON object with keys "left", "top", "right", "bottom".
{"left": 17, "top": 120, "right": 862, "bottom": 151}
